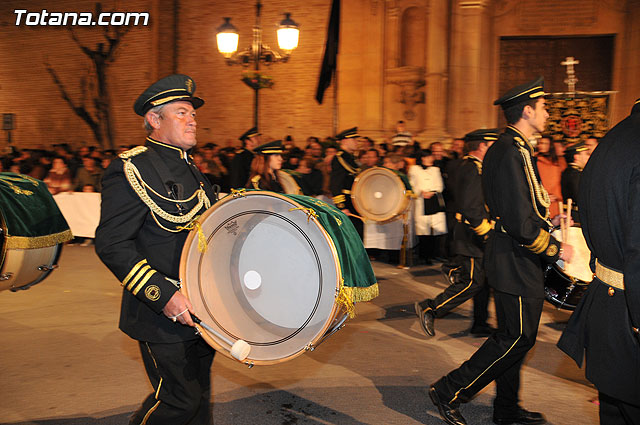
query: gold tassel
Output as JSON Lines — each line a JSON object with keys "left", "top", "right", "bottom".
{"left": 177, "top": 219, "right": 208, "bottom": 253}
{"left": 336, "top": 285, "right": 356, "bottom": 318}
{"left": 288, "top": 207, "right": 318, "bottom": 223}
{"left": 230, "top": 188, "right": 246, "bottom": 198}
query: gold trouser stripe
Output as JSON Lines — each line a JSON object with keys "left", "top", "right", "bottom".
{"left": 139, "top": 343, "right": 163, "bottom": 425}
{"left": 450, "top": 296, "right": 523, "bottom": 404}
{"left": 123, "top": 259, "right": 147, "bottom": 287}
{"left": 436, "top": 258, "right": 475, "bottom": 311}
{"left": 595, "top": 259, "right": 624, "bottom": 290}
{"left": 132, "top": 270, "right": 158, "bottom": 296}
{"left": 127, "top": 265, "right": 151, "bottom": 291}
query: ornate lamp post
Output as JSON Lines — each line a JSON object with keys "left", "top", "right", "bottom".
{"left": 216, "top": 1, "right": 300, "bottom": 129}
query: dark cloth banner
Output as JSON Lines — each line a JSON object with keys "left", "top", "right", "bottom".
{"left": 315, "top": 0, "right": 340, "bottom": 104}
{"left": 545, "top": 92, "right": 613, "bottom": 145}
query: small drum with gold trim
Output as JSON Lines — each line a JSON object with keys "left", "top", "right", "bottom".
{"left": 351, "top": 167, "right": 411, "bottom": 222}
{"left": 276, "top": 170, "right": 302, "bottom": 195}
{"left": 544, "top": 226, "right": 592, "bottom": 310}
{"left": 180, "top": 191, "right": 377, "bottom": 366}
{"left": 0, "top": 173, "right": 72, "bottom": 292}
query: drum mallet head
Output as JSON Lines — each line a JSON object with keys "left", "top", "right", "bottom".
{"left": 191, "top": 314, "right": 251, "bottom": 361}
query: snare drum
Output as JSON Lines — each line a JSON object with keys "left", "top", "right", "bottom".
{"left": 544, "top": 226, "right": 592, "bottom": 310}
{"left": 351, "top": 167, "right": 412, "bottom": 222}
{"left": 180, "top": 191, "right": 377, "bottom": 365}
{"left": 0, "top": 172, "right": 73, "bottom": 292}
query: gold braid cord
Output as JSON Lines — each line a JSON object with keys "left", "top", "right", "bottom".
{"left": 517, "top": 145, "right": 550, "bottom": 220}
{"left": 123, "top": 159, "right": 211, "bottom": 234}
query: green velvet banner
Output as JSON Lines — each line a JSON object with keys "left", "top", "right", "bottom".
{"left": 0, "top": 172, "right": 73, "bottom": 249}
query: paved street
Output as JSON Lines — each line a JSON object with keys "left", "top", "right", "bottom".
{"left": 0, "top": 246, "right": 598, "bottom": 425}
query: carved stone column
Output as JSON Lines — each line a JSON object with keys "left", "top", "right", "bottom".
{"left": 448, "top": 0, "right": 493, "bottom": 137}
{"left": 423, "top": 0, "right": 449, "bottom": 140}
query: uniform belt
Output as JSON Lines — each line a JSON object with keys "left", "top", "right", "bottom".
{"left": 595, "top": 259, "right": 624, "bottom": 290}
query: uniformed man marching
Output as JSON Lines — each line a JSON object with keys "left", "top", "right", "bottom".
{"left": 560, "top": 140, "right": 589, "bottom": 224}
{"left": 330, "top": 127, "right": 363, "bottom": 237}
{"left": 429, "top": 77, "right": 573, "bottom": 425}
{"left": 414, "top": 129, "right": 498, "bottom": 338}
{"left": 95, "top": 74, "right": 217, "bottom": 425}
{"left": 230, "top": 127, "right": 261, "bottom": 189}
{"left": 558, "top": 97, "right": 640, "bottom": 425}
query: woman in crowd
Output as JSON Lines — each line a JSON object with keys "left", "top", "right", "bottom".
{"left": 408, "top": 148, "right": 447, "bottom": 265}
{"left": 246, "top": 140, "right": 285, "bottom": 193}
{"left": 535, "top": 135, "right": 566, "bottom": 217}
{"left": 44, "top": 156, "right": 73, "bottom": 195}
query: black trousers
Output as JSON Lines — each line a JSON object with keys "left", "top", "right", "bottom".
{"left": 129, "top": 338, "right": 216, "bottom": 425}
{"left": 599, "top": 392, "right": 640, "bottom": 425}
{"left": 433, "top": 291, "right": 543, "bottom": 415}
{"left": 421, "top": 255, "right": 489, "bottom": 327}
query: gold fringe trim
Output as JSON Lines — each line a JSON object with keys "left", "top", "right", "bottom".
{"left": 6, "top": 229, "right": 73, "bottom": 249}
{"left": 337, "top": 283, "right": 380, "bottom": 318}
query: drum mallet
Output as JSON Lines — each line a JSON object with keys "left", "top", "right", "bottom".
{"left": 191, "top": 314, "right": 251, "bottom": 361}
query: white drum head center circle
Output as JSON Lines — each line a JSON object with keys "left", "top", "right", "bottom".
{"left": 374, "top": 191, "right": 383, "bottom": 199}
{"left": 243, "top": 270, "right": 262, "bottom": 290}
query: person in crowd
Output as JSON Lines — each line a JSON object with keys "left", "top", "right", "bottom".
{"left": 535, "top": 135, "right": 566, "bottom": 217}
{"left": 74, "top": 156, "right": 103, "bottom": 192}
{"left": 408, "top": 148, "right": 447, "bottom": 265}
{"left": 44, "top": 156, "right": 73, "bottom": 195}
{"left": 361, "top": 148, "right": 381, "bottom": 169}
{"left": 247, "top": 140, "right": 285, "bottom": 192}
{"left": 318, "top": 145, "right": 338, "bottom": 197}
{"left": 330, "top": 127, "right": 363, "bottom": 237}
{"left": 561, "top": 141, "right": 590, "bottom": 224}
{"left": 95, "top": 74, "right": 217, "bottom": 425}
{"left": 294, "top": 156, "right": 323, "bottom": 196}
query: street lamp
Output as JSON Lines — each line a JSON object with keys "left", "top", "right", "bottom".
{"left": 216, "top": 1, "right": 300, "bottom": 128}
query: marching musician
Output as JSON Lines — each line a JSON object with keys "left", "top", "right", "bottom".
{"left": 414, "top": 129, "right": 498, "bottom": 338}
{"left": 560, "top": 140, "right": 590, "bottom": 224}
{"left": 230, "top": 127, "right": 260, "bottom": 189}
{"left": 247, "top": 140, "right": 285, "bottom": 193}
{"left": 429, "top": 77, "right": 573, "bottom": 425}
{"left": 558, "top": 97, "right": 640, "bottom": 425}
{"left": 330, "top": 127, "right": 363, "bottom": 237}
{"left": 95, "top": 74, "right": 217, "bottom": 425}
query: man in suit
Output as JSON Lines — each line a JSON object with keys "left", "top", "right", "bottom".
{"left": 558, "top": 97, "right": 640, "bottom": 425}
{"left": 230, "top": 127, "right": 261, "bottom": 188}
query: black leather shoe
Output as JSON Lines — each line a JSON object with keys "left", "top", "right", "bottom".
{"left": 429, "top": 387, "right": 467, "bottom": 425}
{"left": 469, "top": 324, "right": 496, "bottom": 337}
{"left": 493, "top": 408, "right": 546, "bottom": 425}
{"left": 414, "top": 302, "right": 435, "bottom": 336}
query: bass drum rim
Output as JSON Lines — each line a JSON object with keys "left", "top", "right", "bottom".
{"left": 351, "top": 167, "right": 409, "bottom": 222}
{"left": 179, "top": 191, "right": 343, "bottom": 365}
{"left": 276, "top": 170, "right": 302, "bottom": 195}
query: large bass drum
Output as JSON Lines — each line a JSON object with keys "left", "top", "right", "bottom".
{"left": 180, "top": 191, "right": 377, "bottom": 366}
{"left": 351, "top": 167, "right": 411, "bottom": 222}
{"left": 0, "top": 173, "right": 72, "bottom": 292}
{"left": 544, "top": 226, "right": 593, "bottom": 310}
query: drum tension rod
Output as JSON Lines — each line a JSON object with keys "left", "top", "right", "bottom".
{"left": 0, "top": 273, "right": 13, "bottom": 281}
{"left": 38, "top": 265, "right": 59, "bottom": 272}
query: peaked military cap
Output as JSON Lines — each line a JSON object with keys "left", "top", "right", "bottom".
{"left": 494, "top": 76, "right": 545, "bottom": 110}
{"left": 565, "top": 140, "right": 588, "bottom": 154}
{"left": 239, "top": 127, "right": 261, "bottom": 142}
{"left": 464, "top": 128, "right": 499, "bottom": 143}
{"left": 254, "top": 140, "right": 283, "bottom": 155}
{"left": 336, "top": 127, "right": 359, "bottom": 140}
{"left": 133, "top": 74, "right": 204, "bottom": 116}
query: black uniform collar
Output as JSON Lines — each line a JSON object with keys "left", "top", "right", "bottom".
{"left": 505, "top": 125, "right": 534, "bottom": 153}
{"left": 146, "top": 137, "right": 190, "bottom": 160}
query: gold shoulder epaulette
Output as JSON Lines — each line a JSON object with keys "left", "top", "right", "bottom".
{"left": 119, "top": 146, "right": 148, "bottom": 159}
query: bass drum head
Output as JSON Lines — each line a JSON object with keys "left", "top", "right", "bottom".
{"left": 351, "top": 167, "right": 408, "bottom": 222}
{"left": 180, "top": 192, "right": 341, "bottom": 365}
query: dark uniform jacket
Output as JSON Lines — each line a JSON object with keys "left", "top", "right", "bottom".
{"left": 249, "top": 173, "right": 284, "bottom": 193}
{"left": 558, "top": 103, "right": 640, "bottom": 405}
{"left": 452, "top": 156, "right": 491, "bottom": 258}
{"left": 230, "top": 148, "right": 254, "bottom": 189}
{"left": 482, "top": 126, "right": 561, "bottom": 298}
{"left": 330, "top": 150, "right": 360, "bottom": 212}
{"left": 95, "top": 138, "right": 215, "bottom": 343}
{"left": 560, "top": 164, "right": 581, "bottom": 223}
